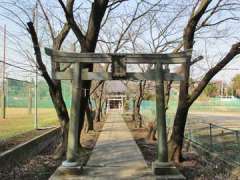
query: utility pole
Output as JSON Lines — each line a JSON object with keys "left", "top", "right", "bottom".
{"left": 35, "top": 66, "right": 38, "bottom": 129}
{"left": 1, "top": 25, "right": 6, "bottom": 119}
{"left": 221, "top": 80, "right": 224, "bottom": 97}
{"left": 28, "top": 78, "right": 33, "bottom": 114}
{"left": 34, "top": 2, "right": 38, "bottom": 129}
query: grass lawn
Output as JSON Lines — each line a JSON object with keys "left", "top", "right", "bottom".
{"left": 0, "top": 108, "right": 58, "bottom": 140}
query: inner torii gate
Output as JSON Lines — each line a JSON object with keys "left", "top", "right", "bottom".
{"left": 45, "top": 48, "right": 191, "bottom": 177}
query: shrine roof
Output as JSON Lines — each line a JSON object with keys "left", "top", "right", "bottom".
{"left": 105, "top": 81, "right": 127, "bottom": 94}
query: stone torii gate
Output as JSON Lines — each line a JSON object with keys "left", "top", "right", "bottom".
{"left": 45, "top": 48, "right": 191, "bottom": 178}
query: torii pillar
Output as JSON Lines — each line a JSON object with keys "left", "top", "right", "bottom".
{"left": 152, "top": 62, "right": 185, "bottom": 179}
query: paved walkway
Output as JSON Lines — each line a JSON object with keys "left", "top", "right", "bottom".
{"left": 50, "top": 112, "right": 153, "bottom": 180}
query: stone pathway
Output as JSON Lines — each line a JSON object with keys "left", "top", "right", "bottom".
{"left": 50, "top": 112, "right": 154, "bottom": 180}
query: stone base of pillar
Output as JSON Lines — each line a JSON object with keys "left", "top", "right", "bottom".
{"left": 50, "top": 165, "right": 83, "bottom": 180}
{"left": 62, "top": 160, "right": 80, "bottom": 167}
{"left": 152, "top": 161, "right": 186, "bottom": 180}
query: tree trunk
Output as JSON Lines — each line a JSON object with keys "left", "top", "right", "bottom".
{"left": 93, "top": 98, "right": 99, "bottom": 120}
{"left": 132, "top": 99, "right": 136, "bottom": 123}
{"left": 58, "top": 0, "right": 109, "bottom": 153}
{"left": 27, "top": 22, "right": 70, "bottom": 159}
{"left": 77, "top": 76, "right": 93, "bottom": 147}
{"left": 135, "top": 80, "right": 145, "bottom": 128}
{"left": 86, "top": 100, "right": 94, "bottom": 132}
{"left": 168, "top": 105, "right": 189, "bottom": 163}
{"left": 95, "top": 82, "right": 104, "bottom": 122}
{"left": 95, "top": 100, "right": 101, "bottom": 122}
{"left": 49, "top": 85, "right": 70, "bottom": 158}
{"left": 135, "top": 100, "right": 143, "bottom": 128}
{"left": 168, "top": 1, "right": 212, "bottom": 163}
{"left": 147, "top": 121, "right": 157, "bottom": 141}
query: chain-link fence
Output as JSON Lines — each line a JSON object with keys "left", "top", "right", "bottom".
{"left": 185, "top": 122, "right": 240, "bottom": 166}
{"left": 0, "top": 77, "right": 72, "bottom": 140}
{"left": 190, "top": 97, "right": 240, "bottom": 112}
{"left": 141, "top": 96, "right": 240, "bottom": 113}
{"left": 140, "top": 98, "right": 240, "bottom": 174}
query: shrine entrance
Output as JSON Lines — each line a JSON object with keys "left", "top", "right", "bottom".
{"left": 109, "top": 100, "right": 120, "bottom": 109}
{"left": 108, "top": 97, "right": 123, "bottom": 111}
{"left": 45, "top": 48, "right": 191, "bottom": 178}
{"left": 104, "top": 81, "right": 126, "bottom": 113}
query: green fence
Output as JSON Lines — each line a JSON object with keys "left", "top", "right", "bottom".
{"left": 0, "top": 78, "right": 71, "bottom": 140}
{"left": 190, "top": 97, "right": 240, "bottom": 112}
{"left": 139, "top": 96, "right": 240, "bottom": 127}
{"left": 7, "top": 78, "right": 31, "bottom": 108}
{"left": 140, "top": 97, "right": 240, "bottom": 115}
{"left": 6, "top": 79, "right": 72, "bottom": 109}
{"left": 141, "top": 98, "right": 240, "bottom": 166}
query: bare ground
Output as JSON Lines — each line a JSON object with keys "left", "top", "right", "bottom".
{"left": 0, "top": 120, "right": 104, "bottom": 180}
{"left": 125, "top": 118, "right": 239, "bottom": 180}
{"left": 0, "top": 128, "right": 53, "bottom": 153}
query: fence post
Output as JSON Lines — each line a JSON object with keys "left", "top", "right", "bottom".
{"left": 1, "top": 83, "right": 6, "bottom": 119}
{"left": 1, "top": 25, "right": 6, "bottom": 120}
{"left": 236, "top": 131, "right": 239, "bottom": 146}
{"left": 28, "top": 80, "right": 33, "bottom": 114}
{"left": 188, "top": 129, "right": 192, "bottom": 151}
{"left": 34, "top": 68, "right": 38, "bottom": 129}
{"left": 209, "top": 123, "right": 213, "bottom": 150}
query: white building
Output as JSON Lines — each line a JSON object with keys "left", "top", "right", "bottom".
{"left": 105, "top": 81, "right": 127, "bottom": 112}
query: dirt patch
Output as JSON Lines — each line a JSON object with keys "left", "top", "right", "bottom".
{"left": 0, "top": 120, "right": 104, "bottom": 180}
{"left": 125, "top": 118, "right": 238, "bottom": 180}
{"left": 0, "top": 142, "right": 62, "bottom": 180}
{"left": 0, "top": 128, "right": 52, "bottom": 153}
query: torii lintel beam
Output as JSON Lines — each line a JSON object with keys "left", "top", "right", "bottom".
{"left": 45, "top": 48, "right": 191, "bottom": 64}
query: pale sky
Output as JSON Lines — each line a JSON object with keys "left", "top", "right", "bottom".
{"left": 0, "top": 0, "right": 239, "bottom": 84}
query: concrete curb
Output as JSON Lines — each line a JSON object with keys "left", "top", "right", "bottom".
{"left": 0, "top": 127, "right": 61, "bottom": 169}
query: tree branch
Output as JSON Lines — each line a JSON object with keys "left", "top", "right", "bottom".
{"left": 84, "top": 0, "right": 109, "bottom": 52}
{"left": 37, "top": 0, "right": 55, "bottom": 40}
{"left": 54, "top": 23, "right": 70, "bottom": 49}
{"left": 58, "top": 0, "right": 85, "bottom": 45}
{"left": 107, "top": 0, "right": 129, "bottom": 7}
{"left": 184, "top": 0, "right": 212, "bottom": 49}
{"left": 191, "top": 55, "right": 203, "bottom": 65}
{"left": 27, "top": 21, "right": 54, "bottom": 89}
{"left": 188, "top": 42, "right": 240, "bottom": 105}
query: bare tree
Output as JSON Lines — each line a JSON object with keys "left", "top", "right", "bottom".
{"left": 168, "top": 0, "right": 240, "bottom": 162}
{"left": 58, "top": 0, "right": 109, "bottom": 150}
{"left": 89, "top": 2, "right": 151, "bottom": 125}
{"left": 28, "top": 0, "right": 71, "bottom": 158}
{"left": 128, "top": 6, "right": 186, "bottom": 129}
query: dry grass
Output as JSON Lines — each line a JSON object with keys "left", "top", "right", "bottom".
{"left": 0, "top": 108, "right": 58, "bottom": 140}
